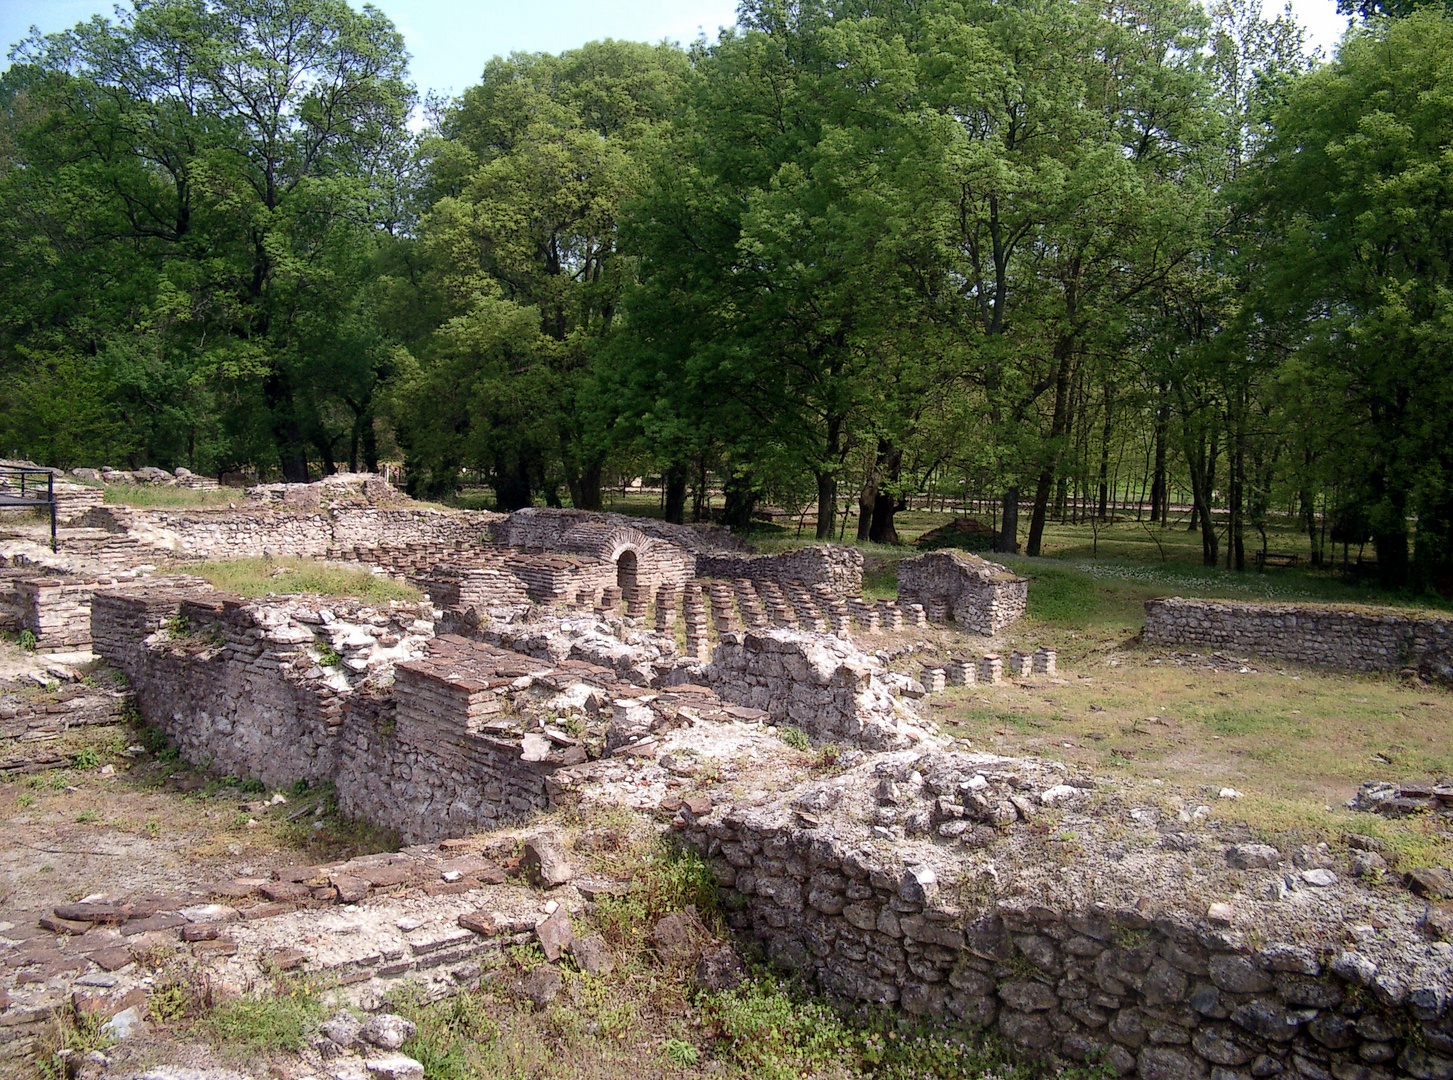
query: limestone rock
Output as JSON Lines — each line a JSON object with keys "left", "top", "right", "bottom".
{"left": 694, "top": 944, "right": 745, "bottom": 992}
{"left": 1406, "top": 867, "right": 1453, "bottom": 900}
{"left": 652, "top": 909, "right": 699, "bottom": 963}
{"left": 523, "top": 965, "right": 562, "bottom": 1007}
{"left": 569, "top": 934, "right": 615, "bottom": 977}
{"left": 534, "top": 909, "right": 574, "bottom": 963}
{"left": 320, "top": 1009, "right": 363, "bottom": 1047}
{"left": 1226, "top": 844, "right": 1280, "bottom": 870}
{"left": 364, "top": 1054, "right": 425, "bottom": 1080}
{"left": 359, "top": 1013, "right": 417, "bottom": 1051}
{"left": 522, "top": 833, "right": 574, "bottom": 888}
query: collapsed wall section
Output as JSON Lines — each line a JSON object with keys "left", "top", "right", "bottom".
{"left": 1143, "top": 598, "right": 1453, "bottom": 683}
{"left": 696, "top": 544, "right": 864, "bottom": 599}
{"left": 492, "top": 506, "right": 744, "bottom": 555}
{"left": 705, "top": 628, "right": 911, "bottom": 749}
{"left": 896, "top": 550, "right": 1028, "bottom": 635}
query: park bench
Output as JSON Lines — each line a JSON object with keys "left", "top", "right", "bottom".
{"left": 1253, "top": 551, "right": 1299, "bottom": 569}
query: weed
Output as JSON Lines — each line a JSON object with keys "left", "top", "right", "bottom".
{"left": 164, "top": 613, "right": 191, "bottom": 638}
{"left": 662, "top": 1037, "right": 699, "bottom": 1066}
{"left": 316, "top": 642, "right": 342, "bottom": 667}
{"left": 779, "top": 726, "right": 811, "bottom": 752}
{"left": 73, "top": 810, "right": 99, "bottom": 824}
{"left": 19, "top": 628, "right": 38, "bottom": 651}
{"left": 36, "top": 1004, "right": 115, "bottom": 1078}
{"left": 70, "top": 746, "right": 102, "bottom": 770}
{"left": 204, "top": 982, "right": 324, "bottom": 1052}
{"left": 17, "top": 792, "right": 35, "bottom": 808}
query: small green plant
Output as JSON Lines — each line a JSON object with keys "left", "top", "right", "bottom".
{"left": 316, "top": 642, "right": 342, "bottom": 667}
{"left": 779, "top": 726, "right": 811, "bottom": 752}
{"left": 238, "top": 776, "right": 266, "bottom": 794}
{"left": 70, "top": 746, "right": 102, "bottom": 771}
{"left": 164, "top": 613, "right": 191, "bottom": 638}
{"left": 37, "top": 1005, "right": 115, "bottom": 1078}
{"left": 17, "top": 792, "right": 35, "bottom": 808}
{"left": 74, "top": 810, "right": 99, "bottom": 824}
{"left": 18, "top": 629, "right": 38, "bottom": 651}
{"left": 662, "top": 1037, "right": 699, "bottom": 1067}
{"left": 204, "top": 983, "right": 324, "bottom": 1051}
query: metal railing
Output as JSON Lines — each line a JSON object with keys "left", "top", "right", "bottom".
{"left": 0, "top": 468, "right": 57, "bottom": 551}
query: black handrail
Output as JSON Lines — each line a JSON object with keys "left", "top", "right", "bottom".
{"left": 0, "top": 468, "right": 57, "bottom": 551}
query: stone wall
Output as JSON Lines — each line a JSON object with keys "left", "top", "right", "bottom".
{"left": 697, "top": 544, "right": 865, "bottom": 598}
{"left": 1143, "top": 599, "right": 1453, "bottom": 683}
{"left": 705, "top": 628, "right": 910, "bottom": 749}
{"left": 680, "top": 806, "right": 1453, "bottom": 1080}
{"left": 896, "top": 550, "right": 1028, "bottom": 635}
{"left": 77, "top": 505, "right": 495, "bottom": 561}
{"left": 93, "top": 592, "right": 608, "bottom": 843}
{"left": 492, "top": 506, "right": 744, "bottom": 555}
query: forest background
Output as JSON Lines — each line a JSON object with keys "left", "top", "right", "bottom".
{"left": 3, "top": 0, "right": 1452, "bottom": 590}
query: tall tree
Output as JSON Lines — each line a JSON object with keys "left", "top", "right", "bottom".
{"left": 0, "top": 0, "right": 412, "bottom": 477}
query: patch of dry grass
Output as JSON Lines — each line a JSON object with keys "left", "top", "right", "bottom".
{"left": 931, "top": 651, "right": 1453, "bottom": 865}
{"left": 168, "top": 557, "right": 419, "bottom": 602}
{"left": 102, "top": 485, "right": 240, "bottom": 509}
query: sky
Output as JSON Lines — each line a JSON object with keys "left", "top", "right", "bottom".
{"left": 1, "top": 0, "right": 1354, "bottom": 100}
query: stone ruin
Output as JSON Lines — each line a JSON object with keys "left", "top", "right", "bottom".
{"left": 5, "top": 482, "right": 1451, "bottom": 1080}
{"left": 897, "top": 549, "right": 1029, "bottom": 635}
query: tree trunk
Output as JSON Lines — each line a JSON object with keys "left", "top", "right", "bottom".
{"left": 816, "top": 414, "right": 844, "bottom": 541}
{"left": 857, "top": 453, "right": 880, "bottom": 543}
{"left": 1098, "top": 384, "right": 1112, "bottom": 520}
{"left": 664, "top": 465, "right": 688, "bottom": 525}
{"left": 815, "top": 470, "right": 837, "bottom": 541}
{"left": 691, "top": 457, "right": 708, "bottom": 523}
{"left": 997, "top": 489, "right": 1020, "bottom": 553}
{"left": 722, "top": 473, "right": 756, "bottom": 533}
{"left": 264, "top": 370, "right": 309, "bottom": 482}
{"left": 493, "top": 452, "right": 533, "bottom": 512}
{"left": 569, "top": 460, "right": 604, "bottom": 511}
{"left": 1150, "top": 386, "right": 1169, "bottom": 524}
{"left": 868, "top": 444, "right": 904, "bottom": 545}
{"left": 1027, "top": 341, "right": 1075, "bottom": 557}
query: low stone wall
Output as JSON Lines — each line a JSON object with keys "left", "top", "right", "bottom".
{"left": 92, "top": 593, "right": 608, "bottom": 843}
{"left": 681, "top": 806, "right": 1453, "bottom": 1080}
{"left": 705, "top": 629, "right": 909, "bottom": 749}
{"left": 1143, "top": 599, "right": 1453, "bottom": 682}
{"left": 896, "top": 550, "right": 1028, "bottom": 635}
{"left": 78, "top": 505, "right": 495, "bottom": 561}
{"left": 492, "top": 507, "right": 744, "bottom": 555}
{"left": 697, "top": 544, "right": 864, "bottom": 599}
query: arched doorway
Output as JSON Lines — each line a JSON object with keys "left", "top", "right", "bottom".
{"left": 616, "top": 549, "right": 638, "bottom": 593}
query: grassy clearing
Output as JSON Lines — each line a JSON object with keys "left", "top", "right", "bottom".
{"left": 102, "top": 485, "right": 240, "bottom": 509}
{"left": 169, "top": 556, "right": 419, "bottom": 602}
{"left": 928, "top": 651, "right": 1453, "bottom": 867}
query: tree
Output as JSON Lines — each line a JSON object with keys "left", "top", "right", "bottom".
{"left": 390, "top": 41, "right": 687, "bottom": 506}
{"left": 1253, "top": 10, "right": 1453, "bottom": 588}
{"left": 0, "top": 0, "right": 413, "bottom": 478}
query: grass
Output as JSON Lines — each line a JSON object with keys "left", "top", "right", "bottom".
{"left": 102, "top": 485, "right": 240, "bottom": 509}
{"left": 169, "top": 556, "right": 420, "bottom": 602}
{"left": 203, "top": 982, "right": 327, "bottom": 1053}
